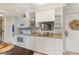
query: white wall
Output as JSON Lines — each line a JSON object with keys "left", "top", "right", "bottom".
{"left": 0, "top": 4, "right": 23, "bottom": 17}
{"left": 14, "top": 17, "right": 27, "bottom": 27}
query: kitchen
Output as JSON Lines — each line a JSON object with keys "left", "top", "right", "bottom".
{"left": 0, "top": 3, "right": 79, "bottom": 55}
{"left": 12, "top": 3, "right": 64, "bottom": 55}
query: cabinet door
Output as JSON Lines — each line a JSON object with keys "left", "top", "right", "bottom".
{"left": 47, "top": 38, "right": 54, "bottom": 54}
{"left": 36, "top": 9, "right": 55, "bottom": 27}
{"left": 36, "top": 10, "right": 55, "bottom": 22}
{"left": 12, "top": 36, "right": 17, "bottom": 45}
{"left": 28, "top": 36, "right": 36, "bottom": 51}
{"left": 35, "top": 37, "right": 46, "bottom": 54}
{"left": 53, "top": 39, "right": 63, "bottom": 55}
{"left": 25, "top": 36, "right": 29, "bottom": 49}
{"left": 54, "top": 8, "right": 63, "bottom": 30}
{"left": 25, "top": 36, "right": 35, "bottom": 51}
{"left": 35, "top": 37, "right": 54, "bottom": 54}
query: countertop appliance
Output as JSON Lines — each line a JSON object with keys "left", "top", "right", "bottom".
{"left": 39, "top": 21, "right": 54, "bottom": 31}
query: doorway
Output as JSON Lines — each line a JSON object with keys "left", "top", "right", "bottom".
{"left": 0, "top": 16, "right": 4, "bottom": 42}
{"left": 64, "top": 14, "right": 79, "bottom": 53}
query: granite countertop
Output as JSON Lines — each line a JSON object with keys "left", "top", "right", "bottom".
{"left": 31, "top": 34, "right": 63, "bottom": 39}
{"left": 17, "top": 33, "right": 63, "bottom": 39}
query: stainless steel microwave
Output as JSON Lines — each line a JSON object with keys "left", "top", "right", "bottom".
{"left": 39, "top": 21, "right": 54, "bottom": 31}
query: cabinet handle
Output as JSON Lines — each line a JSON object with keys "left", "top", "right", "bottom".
{"left": 65, "top": 30, "right": 68, "bottom": 37}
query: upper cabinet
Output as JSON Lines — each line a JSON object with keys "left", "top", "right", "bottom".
{"left": 35, "top": 8, "right": 63, "bottom": 29}
{"left": 54, "top": 8, "right": 63, "bottom": 30}
{"left": 36, "top": 9, "right": 55, "bottom": 22}
{"left": 36, "top": 9, "right": 55, "bottom": 27}
{"left": 29, "top": 12, "right": 36, "bottom": 28}
{"left": 25, "top": 12, "right": 30, "bottom": 27}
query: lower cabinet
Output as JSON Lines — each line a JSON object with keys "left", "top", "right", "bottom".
{"left": 25, "top": 36, "right": 29, "bottom": 49}
{"left": 35, "top": 37, "right": 47, "bottom": 54}
{"left": 35, "top": 37, "right": 54, "bottom": 54}
{"left": 25, "top": 36, "right": 36, "bottom": 51}
{"left": 25, "top": 36, "right": 63, "bottom": 55}
{"left": 53, "top": 39, "right": 64, "bottom": 55}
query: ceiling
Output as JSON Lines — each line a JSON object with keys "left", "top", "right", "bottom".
{"left": 0, "top": 3, "right": 37, "bottom": 17}
{"left": 0, "top": 3, "right": 66, "bottom": 17}
{"left": 7, "top": 3, "right": 66, "bottom": 12}
{"left": 0, "top": 3, "right": 50, "bottom": 17}
{"left": 8, "top": 3, "right": 36, "bottom": 12}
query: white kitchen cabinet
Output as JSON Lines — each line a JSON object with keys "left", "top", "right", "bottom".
{"left": 25, "top": 12, "right": 30, "bottom": 27}
{"left": 27, "top": 36, "right": 36, "bottom": 51}
{"left": 54, "top": 39, "right": 63, "bottom": 50}
{"left": 12, "top": 36, "right": 17, "bottom": 45}
{"left": 36, "top": 9, "right": 55, "bottom": 22}
{"left": 53, "top": 39, "right": 63, "bottom": 55}
{"left": 46, "top": 38, "right": 54, "bottom": 54}
{"left": 25, "top": 36, "right": 36, "bottom": 51}
{"left": 35, "top": 36, "right": 63, "bottom": 55}
{"left": 54, "top": 8, "right": 63, "bottom": 30}
{"left": 45, "top": 38, "right": 54, "bottom": 55}
{"left": 25, "top": 36, "right": 29, "bottom": 49}
{"left": 36, "top": 7, "right": 63, "bottom": 29}
{"left": 14, "top": 35, "right": 63, "bottom": 55}
{"left": 36, "top": 9, "right": 55, "bottom": 27}
{"left": 35, "top": 37, "right": 54, "bottom": 54}
{"left": 35, "top": 37, "right": 47, "bottom": 54}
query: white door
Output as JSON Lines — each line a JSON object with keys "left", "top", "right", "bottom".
{"left": 4, "top": 17, "right": 13, "bottom": 43}
{"left": 65, "top": 14, "right": 79, "bottom": 53}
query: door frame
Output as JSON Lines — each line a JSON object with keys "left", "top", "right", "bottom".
{"left": 0, "top": 14, "right": 5, "bottom": 42}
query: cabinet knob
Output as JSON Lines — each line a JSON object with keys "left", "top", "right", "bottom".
{"left": 65, "top": 30, "right": 68, "bottom": 37}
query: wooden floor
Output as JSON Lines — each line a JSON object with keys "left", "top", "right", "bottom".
{"left": 0, "top": 42, "right": 34, "bottom": 55}
{"left": 3, "top": 45, "right": 34, "bottom": 55}
{"left": 64, "top": 51, "right": 79, "bottom": 55}
{"left": 1, "top": 42, "right": 79, "bottom": 55}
